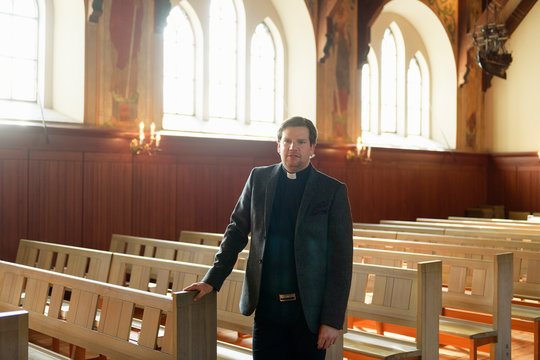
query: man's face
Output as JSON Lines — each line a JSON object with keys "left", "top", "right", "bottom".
{"left": 277, "top": 126, "right": 315, "bottom": 173}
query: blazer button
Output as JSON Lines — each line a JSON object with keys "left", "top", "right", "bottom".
{"left": 259, "top": 258, "right": 263, "bottom": 264}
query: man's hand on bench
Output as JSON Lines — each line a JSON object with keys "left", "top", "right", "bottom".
{"left": 184, "top": 281, "right": 214, "bottom": 301}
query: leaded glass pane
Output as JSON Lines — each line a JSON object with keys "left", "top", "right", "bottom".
{"left": 250, "top": 23, "right": 275, "bottom": 123}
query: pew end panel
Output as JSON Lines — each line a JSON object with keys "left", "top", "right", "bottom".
{"left": 0, "top": 310, "right": 28, "bottom": 360}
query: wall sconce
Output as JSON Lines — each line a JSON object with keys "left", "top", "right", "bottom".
{"left": 346, "top": 136, "right": 372, "bottom": 163}
{"left": 130, "top": 121, "right": 161, "bottom": 155}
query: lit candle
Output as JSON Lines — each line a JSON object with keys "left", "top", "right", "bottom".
{"left": 156, "top": 133, "right": 161, "bottom": 147}
{"left": 367, "top": 146, "right": 372, "bottom": 160}
{"left": 150, "top": 122, "right": 156, "bottom": 140}
{"left": 356, "top": 136, "right": 362, "bottom": 156}
{"left": 139, "top": 121, "right": 144, "bottom": 144}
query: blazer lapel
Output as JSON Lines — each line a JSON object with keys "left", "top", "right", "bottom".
{"left": 264, "top": 164, "right": 281, "bottom": 235}
{"left": 296, "top": 166, "right": 318, "bottom": 232}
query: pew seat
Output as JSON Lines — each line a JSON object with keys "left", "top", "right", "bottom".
{"left": 344, "top": 328, "right": 421, "bottom": 359}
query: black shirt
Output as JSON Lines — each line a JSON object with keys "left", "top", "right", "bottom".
{"left": 256, "top": 164, "right": 311, "bottom": 322}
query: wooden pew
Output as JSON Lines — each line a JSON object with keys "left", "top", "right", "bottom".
{"left": 15, "top": 240, "right": 251, "bottom": 360}
{"left": 352, "top": 248, "right": 513, "bottom": 359}
{"left": 355, "top": 221, "right": 540, "bottom": 242}
{"left": 422, "top": 217, "right": 540, "bottom": 230}
{"left": 179, "top": 230, "right": 223, "bottom": 246}
{"left": 110, "top": 233, "right": 248, "bottom": 270}
{"left": 354, "top": 228, "right": 540, "bottom": 252}
{"left": 107, "top": 252, "right": 340, "bottom": 360}
{"left": 378, "top": 220, "right": 540, "bottom": 241}
{"left": 344, "top": 261, "right": 442, "bottom": 359}
{"left": 16, "top": 239, "right": 112, "bottom": 282}
{"left": 0, "top": 260, "right": 217, "bottom": 360}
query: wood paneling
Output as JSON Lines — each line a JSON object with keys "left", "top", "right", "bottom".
{"left": 83, "top": 153, "right": 132, "bottom": 251}
{"left": 0, "top": 149, "right": 28, "bottom": 261}
{"left": 28, "top": 151, "right": 83, "bottom": 246}
{"left": 0, "top": 123, "right": 494, "bottom": 261}
{"left": 488, "top": 153, "right": 540, "bottom": 215}
{"left": 132, "top": 155, "right": 177, "bottom": 240}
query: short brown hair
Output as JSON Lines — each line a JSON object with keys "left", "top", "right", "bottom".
{"left": 277, "top": 117, "right": 318, "bottom": 145}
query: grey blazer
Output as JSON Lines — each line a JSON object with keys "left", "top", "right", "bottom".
{"left": 203, "top": 163, "right": 353, "bottom": 333}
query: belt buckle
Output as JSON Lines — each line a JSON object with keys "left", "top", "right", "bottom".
{"left": 279, "top": 293, "right": 296, "bottom": 302}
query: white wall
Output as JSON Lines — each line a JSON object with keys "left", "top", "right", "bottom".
{"left": 485, "top": 2, "right": 540, "bottom": 152}
{"left": 51, "top": 0, "right": 85, "bottom": 122}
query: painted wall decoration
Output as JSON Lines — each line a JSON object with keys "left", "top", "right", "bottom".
{"left": 317, "top": 0, "right": 357, "bottom": 143}
{"left": 108, "top": 0, "right": 144, "bottom": 127}
{"left": 423, "top": 0, "right": 457, "bottom": 45}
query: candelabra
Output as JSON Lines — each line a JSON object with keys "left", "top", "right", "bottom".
{"left": 130, "top": 121, "right": 161, "bottom": 155}
{"left": 346, "top": 136, "right": 372, "bottom": 163}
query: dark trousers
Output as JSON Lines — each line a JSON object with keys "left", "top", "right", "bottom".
{"left": 252, "top": 311, "right": 326, "bottom": 360}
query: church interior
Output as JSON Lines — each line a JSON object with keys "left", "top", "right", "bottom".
{"left": 1, "top": 0, "right": 540, "bottom": 359}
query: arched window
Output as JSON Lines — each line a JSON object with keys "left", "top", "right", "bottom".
{"left": 380, "top": 28, "right": 397, "bottom": 133}
{"left": 0, "top": 0, "right": 39, "bottom": 101}
{"left": 209, "top": 0, "right": 238, "bottom": 119}
{"left": 163, "top": 6, "right": 196, "bottom": 116}
{"left": 360, "top": 0, "right": 455, "bottom": 149}
{"left": 360, "top": 62, "right": 371, "bottom": 132}
{"left": 407, "top": 57, "right": 422, "bottom": 136}
{"left": 250, "top": 22, "right": 275, "bottom": 123}
{"left": 161, "top": 0, "right": 313, "bottom": 138}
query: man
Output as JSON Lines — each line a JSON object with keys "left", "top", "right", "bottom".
{"left": 184, "top": 116, "right": 353, "bottom": 359}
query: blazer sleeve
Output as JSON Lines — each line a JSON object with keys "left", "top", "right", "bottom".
{"left": 320, "top": 183, "right": 353, "bottom": 329}
{"left": 202, "top": 169, "right": 253, "bottom": 291}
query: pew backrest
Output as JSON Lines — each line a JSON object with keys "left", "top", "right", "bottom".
{"left": 179, "top": 231, "right": 223, "bottom": 246}
{"left": 0, "top": 260, "right": 216, "bottom": 360}
{"left": 111, "top": 234, "right": 248, "bottom": 270}
{"left": 16, "top": 239, "right": 112, "bottom": 282}
{"left": 348, "top": 261, "right": 442, "bottom": 359}
{"left": 379, "top": 219, "right": 540, "bottom": 241}
{"left": 353, "top": 235, "right": 538, "bottom": 298}
{"left": 108, "top": 252, "right": 254, "bottom": 334}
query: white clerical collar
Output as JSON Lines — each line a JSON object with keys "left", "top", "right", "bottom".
{"left": 286, "top": 172, "right": 296, "bottom": 179}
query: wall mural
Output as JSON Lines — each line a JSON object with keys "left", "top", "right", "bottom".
{"left": 316, "top": 0, "right": 357, "bottom": 143}
{"left": 109, "top": 0, "right": 144, "bottom": 127}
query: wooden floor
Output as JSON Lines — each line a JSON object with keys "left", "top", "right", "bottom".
{"left": 30, "top": 327, "right": 533, "bottom": 359}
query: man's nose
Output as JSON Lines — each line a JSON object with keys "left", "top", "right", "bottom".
{"left": 289, "top": 142, "right": 296, "bottom": 149}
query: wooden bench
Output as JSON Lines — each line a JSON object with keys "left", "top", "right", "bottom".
{"left": 15, "top": 239, "right": 251, "bottom": 360}
{"left": 354, "top": 228, "right": 540, "bottom": 252}
{"left": 0, "top": 260, "right": 217, "bottom": 360}
{"left": 344, "top": 260, "right": 442, "bottom": 359}
{"left": 107, "top": 252, "right": 341, "bottom": 360}
{"left": 16, "top": 239, "right": 112, "bottom": 282}
{"left": 352, "top": 248, "right": 513, "bottom": 359}
{"left": 179, "top": 230, "right": 224, "bottom": 246}
{"left": 110, "top": 233, "right": 248, "bottom": 270}
{"left": 378, "top": 220, "right": 540, "bottom": 242}
{"left": 421, "top": 217, "right": 540, "bottom": 230}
